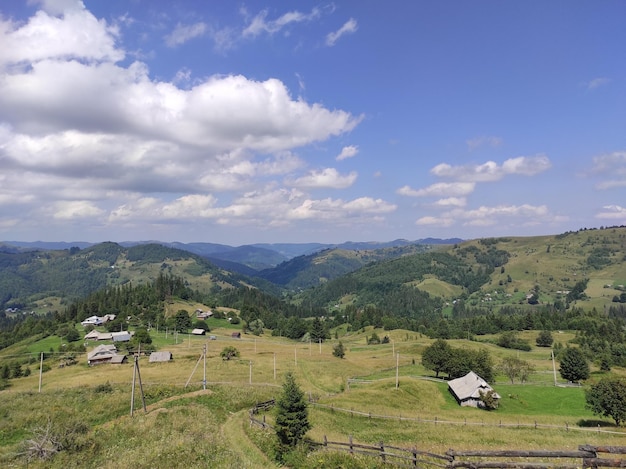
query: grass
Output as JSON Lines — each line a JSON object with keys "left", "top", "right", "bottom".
{"left": 1, "top": 327, "right": 625, "bottom": 468}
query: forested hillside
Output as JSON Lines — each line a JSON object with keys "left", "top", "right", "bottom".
{"left": 257, "top": 244, "right": 433, "bottom": 290}
{"left": 0, "top": 242, "right": 257, "bottom": 311}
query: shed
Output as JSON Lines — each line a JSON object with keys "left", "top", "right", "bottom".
{"left": 149, "top": 351, "right": 173, "bottom": 363}
{"left": 84, "top": 330, "right": 112, "bottom": 341}
{"left": 231, "top": 332, "right": 241, "bottom": 338}
{"left": 111, "top": 331, "right": 132, "bottom": 342}
{"left": 192, "top": 328, "right": 206, "bottom": 335}
{"left": 448, "top": 371, "right": 500, "bottom": 408}
{"left": 87, "top": 344, "right": 123, "bottom": 365}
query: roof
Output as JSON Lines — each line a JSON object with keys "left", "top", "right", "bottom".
{"left": 84, "top": 330, "right": 113, "bottom": 340}
{"left": 448, "top": 371, "right": 500, "bottom": 401}
{"left": 111, "top": 331, "right": 132, "bottom": 342}
{"left": 149, "top": 351, "right": 173, "bottom": 362}
{"left": 87, "top": 344, "right": 117, "bottom": 361}
{"left": 192, "top": 328, "right": 206, "bottom": 335}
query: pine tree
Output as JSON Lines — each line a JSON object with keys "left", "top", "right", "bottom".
{"left": 275, "top": 372, "right": 310, "bottom": 448}
{"left": 559, "top": 347, "right": 589, "bottom": 383}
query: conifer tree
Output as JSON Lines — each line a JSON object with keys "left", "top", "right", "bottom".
{"left": 275, "top": 372, "right": 310, "bottom": 448}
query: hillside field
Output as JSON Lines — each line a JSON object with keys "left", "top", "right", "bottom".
{"left": 1, "top": 325, "right": 625, "bottom": 468}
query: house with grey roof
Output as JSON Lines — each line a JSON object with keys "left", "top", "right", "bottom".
{"left": 87, "top": 344, "right": 127, "bottom": 366}
{"left": 448, "top": 371, "right": 500, "bottom": 408}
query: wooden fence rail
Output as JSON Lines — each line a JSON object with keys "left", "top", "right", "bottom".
{"left": 312, "top": 440, "right": 626, "bottom": 469}
{"left": 246, "top": 403, "right": 626, "bottom": 468}
{"left": 308, "top": 402, "right": 626, "bottom": 436}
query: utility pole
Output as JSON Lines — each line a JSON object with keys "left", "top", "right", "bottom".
{"left": 249, "top": 360, "right": 252, "bottom": 384}
{"left": 273, "top": 352, "right": 276, "bottom": 380}
{"left": 38, "top": 352, "right": 43, "bottom": 393}
{"left": 203, "top": 344, "right": 207, "bottom": 390}
{"left": 551, "top": 349, "right": 558, "bottom": 386}
{"left": 395, "top": 353, "right": 400, "bottom": 389}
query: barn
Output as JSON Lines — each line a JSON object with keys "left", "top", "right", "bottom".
{"left": 448, "top": 371, "right": 500, "bottom": 408}
{"left": 149, "top": 351, "right": 173, "bottom": 363}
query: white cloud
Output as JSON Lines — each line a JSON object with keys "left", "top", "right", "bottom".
{"left": 326, "top": 18, "right": 358, "bottom": 46}
{"left": 0, "top": 4, "right": 123, "bottom": 65}
{"left": 52, "top": 200, "right": 105, "bottom": 220}
{"left": 0, "top": 4, "right": 380, "bottom": 238}
{"left": 431, "top": 154, "right": 551, "bottom": 182}
{"left": 243, "top": 7, "right": 321, "bottom": 37}
{"left": 336, "top": 145, "right": 358, "bottom": 161}
{"left": 590, "top": 151, "right": 626, "bottom": 189}
{"left": 289, "top": 168, "right": 357, "bottom": 189}
{"left": 586, "top": 77, "right": 610, "bottom": 90}
{"left": 416, "top": 204, "right": 552, "bottom": 229}
{"left": 466, "top": 135, "right": 502, "bottom": 151}
{"left": 433, "top": 197, "right": 467, "bottom": 207}
{"left": 397, "top": 182, "right": 476, "bottom": 197}
{"left": 415, "top": 216, "right": 455, "bottom": 227}
{"left": 165, "top": 22, "right": 207, "bottom": 47}
{"left": 596, "top": 205, "right": 626, "bottom": 220}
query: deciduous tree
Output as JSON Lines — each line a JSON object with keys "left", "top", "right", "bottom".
{"left": 585, "top": 376, "right": 626, "bottom": 426}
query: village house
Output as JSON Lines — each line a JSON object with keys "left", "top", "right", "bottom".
{"left": 87, "top": 344, "right": 126, "bottom": 366}
{"left": 448, "top": 371, "right": 500, "bottom": 408}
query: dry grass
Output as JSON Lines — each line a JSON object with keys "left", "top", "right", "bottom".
{"left": 2, "top": 327, "right": 626, "bottom": 468}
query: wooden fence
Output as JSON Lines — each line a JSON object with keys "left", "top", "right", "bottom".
{"left": 249, "top": 399, "right": 275, "bottom": 429}
{"left": 308, "top": 402, "right": 626, "bottom": 436}
{"left": 313, "top": 439, "right": 626, "bottom": 469}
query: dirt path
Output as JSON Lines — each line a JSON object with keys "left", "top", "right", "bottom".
{"left": 221, "top": 409, "right": 275, "bottom": 468}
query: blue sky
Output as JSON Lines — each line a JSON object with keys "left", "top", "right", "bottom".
{"left": 0, "top": 0, "right": 624, "bottom": 245}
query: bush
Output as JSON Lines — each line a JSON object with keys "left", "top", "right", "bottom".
{"left": 220, "top": 346, "right": 240, "bottom": 360}
{"left": 332, "top": 341, "right": 345, "bottom": 359}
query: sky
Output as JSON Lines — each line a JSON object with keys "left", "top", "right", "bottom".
{"left": 0, "top": 0, "right": 625, "bottom": 245}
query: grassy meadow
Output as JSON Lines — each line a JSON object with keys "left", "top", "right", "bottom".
{"left": 1, "top": 323, "right": 625, "bottom": 468}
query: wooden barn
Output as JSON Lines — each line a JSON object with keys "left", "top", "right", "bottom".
{"left": 448, "top": 371, "right": 500, "bottom": 408}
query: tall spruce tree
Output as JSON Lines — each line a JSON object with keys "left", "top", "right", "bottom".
{"left": 275, "top": 372, "right": 310, "bottom": 448}
{"left": 559, "top": 347, "right": 589, "bottom": 383}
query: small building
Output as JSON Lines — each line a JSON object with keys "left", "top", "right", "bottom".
{"left": 84, "top": 330, "right": 113, "bottom": 341}
{"left": 448, "top": 371, "right": 500, "bottom": 408}
{"left": 192, "top": 328, "right": 206, "bottom": 335}
{"left": 87, "top": 344, "right": 126, "bottom": 366}
{"left": 149, "top": 351, "right": 173, "bottom": 363}
{"left": 196, "top": 309, "right": 213, "bottom": 320}
{"left": 111, "top": 331, "right": 132, "bottom": 342}
{"left": 81, "top": 315, "right": 104, "bottom": 327}
{"left": 231, "top": 332, "right": 241, "bottom": 339}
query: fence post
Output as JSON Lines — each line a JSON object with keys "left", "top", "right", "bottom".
{"left": 349, "top": 435, "right": 354, "bottom": 454}
{"left": 412, "top": 447, "right": 418, "bottom": 467}
{"left": 323, "top": 435, "right": 328, "bottom": 447}
{"left": 380, "top": 441, "right": 385, "bottom": 462}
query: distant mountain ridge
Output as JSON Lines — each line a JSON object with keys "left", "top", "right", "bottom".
{"left": 2, "top": 238, "right": 463, "bottom": 270}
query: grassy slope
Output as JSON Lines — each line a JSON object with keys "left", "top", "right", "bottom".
{"left": 2, "top": 326, "right": 625, "bottom": 468}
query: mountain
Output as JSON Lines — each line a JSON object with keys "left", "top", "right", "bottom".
{"left": 256, "top": 244, "right": 435, "bottom": 290}
{"left": 1, "top": 238, "right": 461, "bottom": 270}
{"left": 0, "top": 242, "right": 258, "bottom": 311}
{"left": 297, "top": 227, "right": 626, "bottom": 317}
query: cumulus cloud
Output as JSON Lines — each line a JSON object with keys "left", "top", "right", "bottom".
{"left": 326, "top": 18, "right": 357, "bottom": 46}
{"left": 336, "top": 145, "right": 358, "bottom": 161}
{"left": 289, "top": 168, "right": 357, "bottom": 189}
{"left": 0, "top": 3, "right": 392, "bottom": 239}
{"left": 431, "top": 154, "right": 551, "bottom": 181}
{"left": 165, "top": 22, "right": 207, "bottom": 47}
{"left": 416, "top": 204, "right": 551, "bottom": 229}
